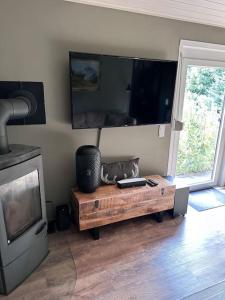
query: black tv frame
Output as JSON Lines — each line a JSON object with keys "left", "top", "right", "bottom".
{"left": 69, "top": 51, "right": 177, "bottom": 129}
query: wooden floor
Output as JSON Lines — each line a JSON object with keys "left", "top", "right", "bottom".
{"left": 3, "top": 205, "right": 225, "bottom": 299}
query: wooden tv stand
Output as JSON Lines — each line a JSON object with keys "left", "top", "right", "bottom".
{"left": 71, "top": 175, "right": 176, "bottom": 239}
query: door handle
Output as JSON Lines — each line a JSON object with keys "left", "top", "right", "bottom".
{"left": 174, "top": 119, "right": 184, "bottom": 131}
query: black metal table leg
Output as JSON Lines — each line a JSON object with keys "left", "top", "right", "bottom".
{"left": 155, "top": 212, "right": 164, "bottom": 223}
{"left": 89, "top": 228, "right": 100, "bottom": 240}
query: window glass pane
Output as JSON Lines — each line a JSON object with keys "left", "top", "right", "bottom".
{"left": 176, "top": 65, "right": 225, "bottom": 186}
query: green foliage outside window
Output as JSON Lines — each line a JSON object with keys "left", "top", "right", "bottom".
{"left": 176, "top": 66, "right": 225, "bottom": 175}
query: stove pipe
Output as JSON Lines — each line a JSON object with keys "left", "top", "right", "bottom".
{"left": 0, "top": 91, "right": 37, "bottom": 155}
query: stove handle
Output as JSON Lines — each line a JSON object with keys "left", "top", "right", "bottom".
{"left": 35, "top": 221, "right": 47, "bottom": 235}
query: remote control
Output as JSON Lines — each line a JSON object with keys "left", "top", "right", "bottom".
{"left": 146, "top": 179, "right": 158, "bottom": 187}
{"left": 149, "top": 178, "right": 159, "bottom": 185}
{"left": 146, "top": 180, "right": 154, "bottom": 187}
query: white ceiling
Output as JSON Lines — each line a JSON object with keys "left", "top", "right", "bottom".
{"left": 65, "top": 0, "right": 225, "bottom": 29}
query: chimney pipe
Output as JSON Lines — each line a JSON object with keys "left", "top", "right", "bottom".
{"left": 0, "top": 91, "right": 37, "bottom": 155}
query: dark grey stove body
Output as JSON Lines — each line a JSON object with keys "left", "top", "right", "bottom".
{"left": 0, "top": 144, "right": 48, "bottom": 294}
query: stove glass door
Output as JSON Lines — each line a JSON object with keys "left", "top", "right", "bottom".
{"left": 0, "top": 170, "right": 42, "bottom": 243}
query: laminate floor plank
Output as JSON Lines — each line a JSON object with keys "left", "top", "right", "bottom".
{"left": 2, "top": 206, "right": 225, "bottom": 299}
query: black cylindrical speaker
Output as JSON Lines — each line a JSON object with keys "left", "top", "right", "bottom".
{"left": 76, "top": 145, "right": 101, "bottom": 193}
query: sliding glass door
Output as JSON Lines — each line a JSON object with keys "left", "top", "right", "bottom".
{"left": 175, "top": 61, "right": 225, "bottom": 190}
{"left": 169, "top": 56, "right": 225, "bottom": 191}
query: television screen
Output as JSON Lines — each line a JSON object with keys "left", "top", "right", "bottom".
{"left": 69, "top": 52, "right": 177, "bottom": 129}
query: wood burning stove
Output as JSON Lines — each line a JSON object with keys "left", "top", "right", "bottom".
{"left": 0, "top": 144, "right": 48, "bottom": 294}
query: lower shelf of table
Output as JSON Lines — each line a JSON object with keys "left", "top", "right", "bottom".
{"left": 87, "top": 211, "right": 166, "bottom": 240}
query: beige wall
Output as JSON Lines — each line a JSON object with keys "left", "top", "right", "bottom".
{"left": 1, "top": 0, "right": 225, "bottom": 207}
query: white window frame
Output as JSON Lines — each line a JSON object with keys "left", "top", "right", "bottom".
{"left": 167, "top": 40, "right": 225, "bottom": 191}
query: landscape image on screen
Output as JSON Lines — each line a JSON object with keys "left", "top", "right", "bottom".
{"left": 71, "top": 59, "right": 100, "bottom": 91}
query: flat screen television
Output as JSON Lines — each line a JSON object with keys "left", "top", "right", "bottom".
{"left": 69, "top": 52, "right": 177, "bottom": 129}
